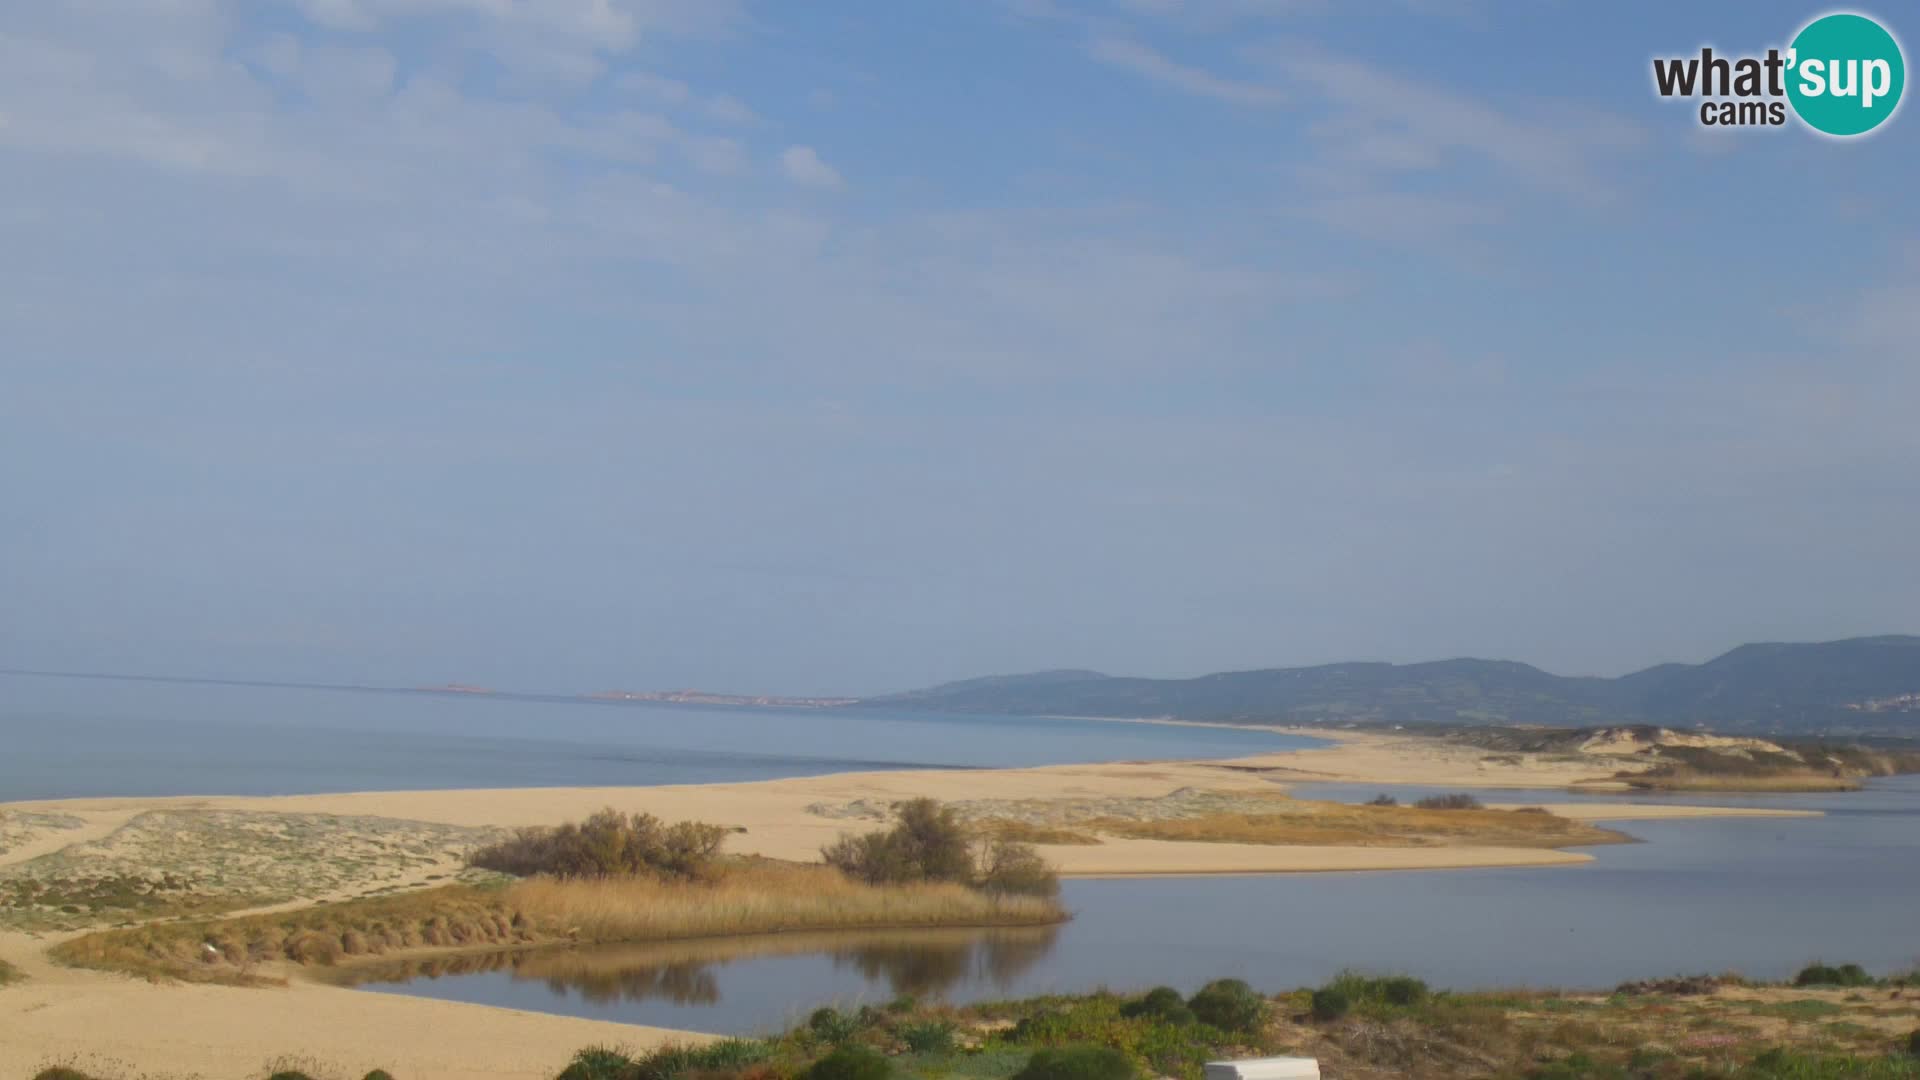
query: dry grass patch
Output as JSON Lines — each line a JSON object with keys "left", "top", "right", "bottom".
{"left": 1087, "top": 802, "right": 1627, "bottom": 848}
{"left": 831, "top": 787, "right": 1628, "bottom": 852}
{"left": 973, "top": 820, "right": 1104, "bottom": 846}
{"left": 49, "top": 861, "right": 1066, "bottom": 984}
{"left": 508, "top": 861, "right": 1064, "bottom": 941}
{"left": 1623, "top": 772, "right": 1863, "bottom": 793}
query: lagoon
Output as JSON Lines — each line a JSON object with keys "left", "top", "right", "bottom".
{"left": 354, "top": 778, "right": 1920, "bottom": 1034}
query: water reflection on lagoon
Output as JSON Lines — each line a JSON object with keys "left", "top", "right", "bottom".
{"left": 345, "top": 924, "right": 1063, "bottom": 1029}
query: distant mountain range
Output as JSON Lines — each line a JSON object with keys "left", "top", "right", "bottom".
{"left": 865, "top": 636, "right": 1920, "bottom": 737}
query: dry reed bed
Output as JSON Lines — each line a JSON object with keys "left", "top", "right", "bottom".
{"left": 49, "top": 863, "right": 1067, "bottom": 984}
{"left": 967, "top": 793, "right": 1630, "bottom": 849}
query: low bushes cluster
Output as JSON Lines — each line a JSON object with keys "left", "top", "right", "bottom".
{"left": 1310, "top": 972, "right": 1430, "bottom": 1021}
{"left": 1187, "top": 978, "right": 1267, "bottom": 1033}
{"left": 1118, "top": 986, "right": 1194, "bottom": 1026}
{"left": 1796, "top": 962, "right": 1875, "bottom": 988}
{"left": 896, "top": 1017, "right": 958, "bottom": 1053}
{"left": 801, "top": 1045, "right": 893, "bottom": 1080}
{"left": 1012, "top": 1046, "right": 1137, "bottom": 1080}
{"left": 556, "top": 1040, "right": 775, "bottom": 1080}
{"left": 468, "top": 808, "right": 729, "bottom": 880}
{"left": 809, "top": 1006, "right": 864, "bottom": 1045}
{"left": 822, "top": 798, "right": 1060, "bottom": 898}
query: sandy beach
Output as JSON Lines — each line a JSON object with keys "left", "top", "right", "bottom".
{"left": 0, "top": 729, "right": 1826, "bottom": 1079}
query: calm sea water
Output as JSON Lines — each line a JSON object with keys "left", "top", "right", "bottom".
{"left": 354, "top": 778, "right": 1920, "bottom": 1034}
{"left": 0, "top": 672, "right": 1318, "bottom": 800}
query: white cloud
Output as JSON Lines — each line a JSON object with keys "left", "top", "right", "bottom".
{"left": 780, "top": 145, "right": 844, "bottom": 190}
{"left": 1086, "top": 37, "right": 1286, "bottom": 106}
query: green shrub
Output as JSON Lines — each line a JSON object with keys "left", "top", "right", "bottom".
{"left": 629, "top": 1039, "right": 774, "bottom": 1080}
{"left": 1414, "top": 793, "right": 1484, "bottom": 811}
{"left": 1310, "top": 986, "right": 1351, "bottom": 1021}
{"left": 364, "top": 1072, "right": 397, "bottom": 1080}
{"left": 823, "top": 799, "right": 1059, "bottom": 897}
{"left": 1909, "top": 1030, "right": 1920, "bottom": 1057}
{"left": 1119, "top": 986, "right": 1195, "bottom": 1025}
{"left": 1794, "top": 962, "right": 1874, "bottom": 987}
{"left": 33, "top": 1070, "right": 104, "bottom": 1080}
{"left": 823, "top": 799, "right": 974, "bottom": 886}
{"left": 803, "top": 1044, "right": 895, "bottom": 1080}
{"left": 266, "top": 1073, "right": 320, "bottom": 1080}
{"left": 899, "top": 1018, "right": 958, "bottom": 1053}
{"left": 1187, "top": 978, "right": 1266, "bottom": 1033}
{"left": 1377, "top": 975, "right": 1430, "bottom": 1006}
{"left": 1321, "top": 971, "right": 1431, "bottom": 1010}
{"left": 978, "top": 837, "right": 1062, "bottom": 898}
{"left": 557, "top": 1045, "right": 637, "bottom": 1080}
{"left": 809, "top": 1006, "right": 863, "bottom": 1045}
{"left": 470, "top": 808, "right": 727, "bottom": 880}
{"left": 1012, "top": 1046, "right": 1138, "bottom": 1080}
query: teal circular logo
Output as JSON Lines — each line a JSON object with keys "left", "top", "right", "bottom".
{"left": 1787, "top": 13, "right": 1905, "bottom": 136}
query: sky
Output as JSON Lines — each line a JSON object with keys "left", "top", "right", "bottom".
{"left": 2, "top": 1, "right": 1916, "bottom": 696}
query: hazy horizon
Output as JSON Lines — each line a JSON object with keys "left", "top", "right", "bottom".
{"left": 7, "top": 629, "right": 1916, "bottom": 701}
{"left": 5, "top": 1, "right": 1918, "bottom": 699}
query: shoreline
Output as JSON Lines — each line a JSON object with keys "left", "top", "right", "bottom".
{"left": 4, "top": 729, "right": 1823, "bottom": 880}
{"left": 0, "top": 729, "right": 1830, "bottom": 1080}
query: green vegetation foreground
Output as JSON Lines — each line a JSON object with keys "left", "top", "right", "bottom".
{"left": 27, "top": 966, "right": 1920, "bottom": 1080}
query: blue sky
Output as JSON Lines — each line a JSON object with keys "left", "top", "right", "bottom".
{"left": 2, "top": 1, "right": 1916, "bottom": 695}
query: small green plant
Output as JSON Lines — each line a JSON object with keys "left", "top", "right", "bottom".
{"left": 364, "top": 1072, "right": 397, "bottom": 1080}
{"left": 1119, "top": 986, "right": 1196, "bottom": 1026}
{"left": 809, "top": 1006, "right": 863, "bottom": 1045}
{"left": 557, "top": 1045, "right": 637, "bottom": 1080}
{"left": 803, "top": 1044, "right": 895, "bottom": 1080}
{"left": 1187, "top": 978, "right": 1266, "bottom": 1033}
{"left": 899, "top": 1017, "right": 958, "bottom": 1053}
{"left": 1310, "top": 986, "right": 1352, "bottom": 1021}
{"left": 1012, "top": 1046, "right": 1138, "bottom": 1080}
